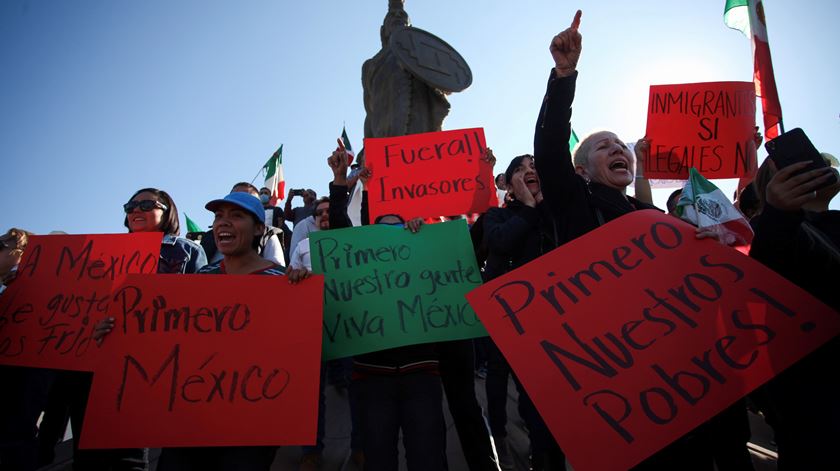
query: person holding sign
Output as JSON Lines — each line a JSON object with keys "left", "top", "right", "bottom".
{"left": 59, "top": 188, "right": 209, "bottom": 470}
{"left": 332, "top": 140, "right": 496, "bottom": 470}
{"left": 0, "top": 227, "right": 55, "bottom": 471}
{"left": 151, "top": 191, "right": 284, "bottom": 470}
{"left": 93, "top": 192, "right": 283, "bottom": 470}
{"left": 533, "top": 11, "right": 753, "bottom": 470}
{"left": 321, "top": 141, "right": 449, "bottom": 471}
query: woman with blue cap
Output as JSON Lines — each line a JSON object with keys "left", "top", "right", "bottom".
{"left": 154, "top": 191, "right": 283, "bottom": 470}
{"left": 95, "top": 191, "right": 284, "bottom": 470}
{"left": 196, "top": 192, "right": 285, "bottom": 276}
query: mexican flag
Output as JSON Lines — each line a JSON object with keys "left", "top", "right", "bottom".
{"left": 677, "top": 168, "right": 754, "bottom": 246}
{"left": 341, "top": 126, "right": 355, "bottom": 160}
{"left": 263, "top": 145, "right": 285, "bottom": 205}
{"left": 724, "top": 0, "right": 782, "bottom": 141}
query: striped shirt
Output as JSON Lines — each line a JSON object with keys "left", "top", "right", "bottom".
{"left": 197, "top": 260, "right": 285, "bottom": 276}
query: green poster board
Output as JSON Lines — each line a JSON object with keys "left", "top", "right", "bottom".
{"left": 310, "top": 220, "right": 487, "bottom": 360}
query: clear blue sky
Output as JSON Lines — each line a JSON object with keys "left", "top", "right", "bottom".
{"left": 2, "top": 0, "right": 838, "bottom": 235}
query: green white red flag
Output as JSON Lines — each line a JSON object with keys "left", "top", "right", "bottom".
{"left": 263, "top": 145, "right": 285, "bottom": 204}
{"left": 677, "top": 167, "right": 754, "bottom": 246}
{"left": 569, "top": 128, "right": 579, "bottom": 154}
{"left": 724, "top": 0, "right": 782, "bottom": 141}
{"left": 341, "top": 126, "right": 355, "bottom": 159}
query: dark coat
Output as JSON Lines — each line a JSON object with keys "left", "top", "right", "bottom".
{"left": 533, "top": 70, "right": 660, "bottom": 246}
{"left": 749, "top": 204, "right": 840, "bottom": 468}
{"left": 482, "top": 200, "right": 557, "bottom": 282}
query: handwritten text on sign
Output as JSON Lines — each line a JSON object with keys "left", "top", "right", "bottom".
{"left": 645, "top": 82, "right": 756, "bottom": 180}
{"left": 0, "top": 233, "right": 161, "bottom": 370}
{"left": 310, "top": 220, "right": 486, "bottom": 360}
{"left": 364, "top": 128, "right": 497, "bottom": 221}
{"left": 81, "top": 274, "right": 324, "bottom": 448}
{"left": 466, "top": 210, "right": 840, "bottom": 471}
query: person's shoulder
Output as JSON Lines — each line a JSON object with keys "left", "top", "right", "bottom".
{"left": 182, "top": 237, "right": 204, "bottom": 250}
{"left": 486, "top": 206, "right": 507, "bottom": 215}
{"left": 258, "top": 264, "right": 286, "bottom": 276}
{"left": 486, "top": 205, "right": 517, "bottom": 219}
{"left": 628, "top": 197, "right": 663, "bottom": 213}
{"left": 165, "top": 235, "right": 202, "bottom": 250}
{"left": 197, "top": 261, "right": 223, "bottom": 274}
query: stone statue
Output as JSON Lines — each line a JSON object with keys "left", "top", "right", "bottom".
{"left": 362, "top": 0, "right": 472, "bottom": 142}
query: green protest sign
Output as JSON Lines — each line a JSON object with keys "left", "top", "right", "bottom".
{"left": 310, "top": 220, "right": 486, "bottom": 360}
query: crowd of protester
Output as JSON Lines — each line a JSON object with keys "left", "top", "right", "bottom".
{"left": 2, "top": 10, "right": 839, "bottom": 471}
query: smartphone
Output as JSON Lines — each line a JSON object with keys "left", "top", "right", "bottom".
{"left": 766, "top": 128, "right": 837, "bottom": 187}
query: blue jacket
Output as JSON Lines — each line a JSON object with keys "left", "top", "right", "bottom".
{"left": 159, "top": 234, "right": 207, "bottom": 274}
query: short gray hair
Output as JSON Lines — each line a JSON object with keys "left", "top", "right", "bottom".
{"left": 572, "top": 130, "right": 610, "bottom": 169}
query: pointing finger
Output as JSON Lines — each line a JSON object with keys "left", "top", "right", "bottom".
{"left": 571, "top": 9, "right": 582, "bottom": 30}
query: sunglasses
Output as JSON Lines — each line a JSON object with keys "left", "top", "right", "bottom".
{"left": 123, "top": 200, "right": 168, "bottom": 213}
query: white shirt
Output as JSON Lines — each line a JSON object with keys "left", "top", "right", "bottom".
{"left": 261, "top": 233, "right": 286, "bottom": 267}
{"left": 289, "top": 238, "right": 312, "bottom": 271}
{"left": 496, "top": 188, "right": 507, "bottom": 207}
{"left": 290, "top": 217, "right": 318, "bottom": 256}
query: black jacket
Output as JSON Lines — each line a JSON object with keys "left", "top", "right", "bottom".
{"left": 750, "top": 204, "right": 840, "bottom": 310}
{"left": 482, "top": 200, "right": 557, "bottom": 281}
{"left": 533, "top": 70, "right": 660, "bottom": 247}
{"left": 749, "top": 204, "right": 840, "bottom": 468}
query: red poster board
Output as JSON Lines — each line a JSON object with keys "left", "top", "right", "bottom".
{"left": 364, "top": 128, "right": 497, "bottom": 222}
{"left": 0, "top": 233, "right": 161, "bottom": 370}
{"left": 645, "top": 82, "right": 757, "bottom": 180}
{"left": 81, "top": 274, "right": 324, "bottom": 448}
{"left": 466, "top": 210, "right": 840, "bottom": 471}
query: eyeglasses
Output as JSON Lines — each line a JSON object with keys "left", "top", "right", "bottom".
{"left": 123, "top": 200, "right": 168, "bottom": 213}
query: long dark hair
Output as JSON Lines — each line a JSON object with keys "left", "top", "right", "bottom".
{"left": 123, "top": 188, "right": 180, "bottom": 236}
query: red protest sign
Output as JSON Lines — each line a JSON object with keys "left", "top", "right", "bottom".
{"left": 645, "top": 82, "right": 757, "bottom": 180}
{"left": 364, "top": 128, "right": 497, "bottom": 222}
{"left": 80, "top": 274, "right": 324, "bottom": 448}
{"left": 0, "top": 233, "right": 161, "bottom": 370}
{"left": 466, "top": 210, "right": 840, "bottom": 471}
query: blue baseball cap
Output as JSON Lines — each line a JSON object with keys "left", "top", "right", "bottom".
{"left": 205, "top": 192, "right": 264, "bottom": 224}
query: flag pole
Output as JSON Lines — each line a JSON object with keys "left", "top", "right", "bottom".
{"left": 250, "top": 166, "right": 263, "bottom": 185}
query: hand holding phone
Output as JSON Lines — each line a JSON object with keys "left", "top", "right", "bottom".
{"left": 766, "top": 128, "right": 837, "bottom": 190}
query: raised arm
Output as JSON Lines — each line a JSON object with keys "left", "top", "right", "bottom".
{"left": 328, "top": 139, "right": 354, "bottom": 229}
{"left": 359, "top": 167, "right": 372, "bottom": 226}
{"left": 534, "top": 11, "right": 583, "bottom": 209}
{"left": 633, "top": 137, "right": 654, "bottom": 205}
{"left": 283, "top": 189, "right": 295, "bottom": 221}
